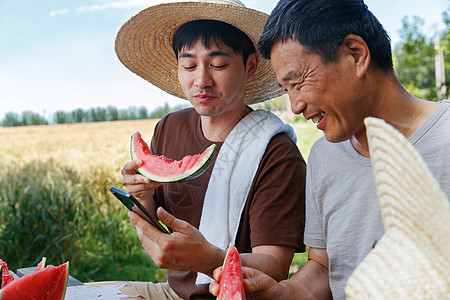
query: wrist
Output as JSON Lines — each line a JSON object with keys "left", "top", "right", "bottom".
{"left": 202, "top": 246, "right": 226, "bottom": 277}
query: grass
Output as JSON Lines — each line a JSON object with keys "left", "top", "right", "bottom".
{"left": 0, "top": 117, "right": 322, "bottom": 282}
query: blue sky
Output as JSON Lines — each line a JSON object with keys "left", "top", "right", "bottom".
{"left": 0, "top": 0, "right": 448, "bottom": 121}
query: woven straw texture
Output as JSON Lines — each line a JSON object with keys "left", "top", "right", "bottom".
{"left": 115, "top": 0, "right": 284, "bottom": 104}
{"left": 345, "top": 117, "right": 450, "bottom": 299}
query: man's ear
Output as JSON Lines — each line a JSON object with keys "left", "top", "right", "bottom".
{"left": 246, "top": 52, "right": 259, "bottom": 80}
{"left": 343, "top": 34, "right": 370, "bottom": 79}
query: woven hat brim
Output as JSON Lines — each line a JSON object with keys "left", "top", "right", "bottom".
{"left": 115, "top": 2, "right": 284, "bottom": 105}
{"left": 345, "top": 117, "right": 450, "bottom": 299}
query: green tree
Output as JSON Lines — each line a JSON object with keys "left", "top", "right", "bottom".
{"left": 393, "top": 16, "right": 436, "bottom": 100}
{"left": 21, "top": 111, "right": 48, "bottom": 126}
{"left": 2, "top": 112, "right": 21, "bottom": 127}
{"left": 54, "top": 110, "right": 71, "bottom": 124}
{"left": 106, "top": 106, "right": 119, "bottom": 121}
{"left": 149, "top": 103, "right": 170, "bottom": 119}
{"left": 138, "top": 106, "right": 148, "bottom": 119}
{"left": 441, "top": 7, "right": 450, "bottom": 98}
{"left": 72, "top": 108, "right": 85, "bottom": 123}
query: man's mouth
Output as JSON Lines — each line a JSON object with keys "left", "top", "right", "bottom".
{"left": 310, "top": 112, "right": 325, "bottom": 124}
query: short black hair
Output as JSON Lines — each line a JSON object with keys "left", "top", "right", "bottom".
{"left": 258, "top": 0, "right": 393, "bottom": 72}
{"left": 172, "top": 20, "right": 256, "bottom": 66}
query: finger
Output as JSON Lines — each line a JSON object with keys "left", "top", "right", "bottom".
{"left": 128, "top": 211, "right": 158, "bottom": 237}
{"left": 123, "top": 174, "right": 150, "bottom": 187}
{"left": 209, "top": 281, "right": 220, "bottom": 296}
{"left": 212, "top": 266, "right": 223, "bottom": 281}
{"left": 157, "top": 207, "right": 187, "bottom": 232}
{"left": 121, "top": 160, "right": 142, "bottom": 175}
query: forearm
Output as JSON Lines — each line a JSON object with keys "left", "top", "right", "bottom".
{"left": 279, "top": 260, "right": 331, "bottom": 300}
{"left": 240, "top": 246, "right": 295, "bottom": 281}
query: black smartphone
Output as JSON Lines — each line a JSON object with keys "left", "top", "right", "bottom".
{"left": 109, "top": 186, "right": 170, "bottom": 234}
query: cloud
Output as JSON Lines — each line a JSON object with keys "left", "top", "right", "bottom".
{"left": 77, "top": 0, "right": 153, "bottom": 12}
{"left": 76, "top": 0, "right": 184, "bottom": 12}
{"left": 49, "top": 9, "right": 70, "bottom": 16}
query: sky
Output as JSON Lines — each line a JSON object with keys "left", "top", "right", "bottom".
{"left": 0, "top": 0, "right": 448, "bottom": 121}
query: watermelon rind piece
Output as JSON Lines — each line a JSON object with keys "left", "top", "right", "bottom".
{"left": 130, "top": 132, "right": 216, "bottom": 182}
{"left": 217, "top": 244, "right": 246, "bottom": 300}
{"left": 35, "top": 257, "right": 47, "bottom": 272}
{"left": 0, "top": 259, "right": 14, "bottom": 289}
{"left": 0, "top": 261, "right": 69, "bottom": 300}
{"left": 179, "top": 144, "right": 217, "bottom": 182}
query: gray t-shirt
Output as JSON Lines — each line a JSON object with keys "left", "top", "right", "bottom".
{"left": 304, "top": 101, "right": 450, "bottom": 299}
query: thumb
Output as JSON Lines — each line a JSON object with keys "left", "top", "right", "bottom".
{"left": 157, "top": 207, "right": 184, "bottom": 232}
{"left": 242, "top": 267, "right": 265, "bottom": 293}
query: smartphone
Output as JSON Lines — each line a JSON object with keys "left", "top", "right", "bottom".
{"left": 109, "top": 186, "right": 170, "bottom": 233}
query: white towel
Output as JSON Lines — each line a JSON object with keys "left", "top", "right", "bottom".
{"left": 196, "top": 109, "right": 297, "bottom": 285}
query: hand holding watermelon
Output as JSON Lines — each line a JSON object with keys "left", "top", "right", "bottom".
{"left": 215, "top": 244, "right": 246, "bottom": 300}
{"left": 121, "top": 158, "right": 165, "bottom": 200}
{"left": 210, "top": 246, "right": 285, "bottom": 300}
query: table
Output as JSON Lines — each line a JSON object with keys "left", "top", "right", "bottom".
{"left": 65, "top": 281, "right": 145, "bottom": 300}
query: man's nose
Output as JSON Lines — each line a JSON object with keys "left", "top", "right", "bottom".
{"left": 194, "top": 67, "right": 214, "bottom": 89}
{"left": 288, "top": 92, "right": 307, "bottom": 115}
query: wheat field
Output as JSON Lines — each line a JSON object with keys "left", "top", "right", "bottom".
{"left": 0, "top": 118, "right": 322, "bottom": 281}
{"left": 0, "top": 119, "right": 159, "bottom": 175}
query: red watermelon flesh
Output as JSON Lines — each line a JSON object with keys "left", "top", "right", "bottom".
{"left": 0, "top": 259, "right": 14, "bottom": 288}
{"left": 0, "top": 262, "right": 69, "bottom": 300}
{"left": 217, "top": 244, "right": 246, "bottom": 300}
{"left": 130, "top": 132, "right": 216, "bottom": 182}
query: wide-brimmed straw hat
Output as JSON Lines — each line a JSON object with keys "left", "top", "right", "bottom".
{"left": 345, "top": 117, "right": 450, "bottom": 299}
{"left": 115, "top": 0, "right": 284, "bottom": 105}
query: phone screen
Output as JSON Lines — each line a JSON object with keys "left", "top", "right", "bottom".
{"left": 109, "top": 186, "right": 170, "bottom": 233}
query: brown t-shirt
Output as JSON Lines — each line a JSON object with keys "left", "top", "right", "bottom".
{"left": 150, "top": 108, "right": 306, "bottom": 300}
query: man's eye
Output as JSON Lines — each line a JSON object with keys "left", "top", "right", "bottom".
{"left": 211, "top": 64, "right": 226, "bottom": 69}
{"left": 184, "top": 65, "right": 196, "bottom": 70}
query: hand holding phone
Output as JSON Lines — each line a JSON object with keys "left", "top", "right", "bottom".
{"left": 110, "top": 186, "right": 170, "bottom": 234}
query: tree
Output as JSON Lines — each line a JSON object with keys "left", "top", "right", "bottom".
{"left": 138, "top": 106, "right": 148, "bottom": 119}
{"left": 72, "top": 108, "right": 85, "bottom": 123}
{"left": 2, "top": 112, "right": 21, "bottom": 127}
{"left": 20, "top": 111, "right": 48, "bottom": 126}
{"left": 149, "top": 103, "right": 170, "bottom": 119}
{"left": 54, "top": 110, "right": 71, "bottom": 124}
{"left": 393, "top": 16, "right": 437, "bottom": 100}
{"left": 106, "top": 106, "right": 119, "bottom": 121}
{"left": 441, "top": 6, "right": 450, "bottom": 98}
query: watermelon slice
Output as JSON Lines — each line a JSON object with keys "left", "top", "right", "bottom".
{"left": 130, "top": 132, "right": 216, "bottom": 182}
{"left": 217, "top": 244, "right": 246, "bottom": 300}
{"left": 0, "top": 262, "right": 69, "bottom": 300}
{"left": 0, "top": 259, "right": 14, "bottom": 289}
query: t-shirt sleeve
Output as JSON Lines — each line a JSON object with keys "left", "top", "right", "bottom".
{"left": 243, "top": 133, "right": 306, "bottom": 252}
{"left": 304, "top": 143, "right": 327, "bottom": 249}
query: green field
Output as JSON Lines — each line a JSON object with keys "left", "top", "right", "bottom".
{"left": 0, "top": 117, "right": 322, "bottom": 282}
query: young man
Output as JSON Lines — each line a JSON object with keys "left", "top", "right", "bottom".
{"left": 210, "top": 0, "right": 450, "bottom": 299}
{"left": 115, "top": 1, "right": 306, "bottom": 299}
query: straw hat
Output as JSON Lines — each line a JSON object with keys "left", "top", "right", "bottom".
{"left": 115, "top": 0, "right": 284, "bottom": 105}
{"left": 345, "top": 117, "right": 450, "bottom": 299}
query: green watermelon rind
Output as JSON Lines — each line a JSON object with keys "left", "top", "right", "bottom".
{"left": 35, "top": 256, "right": 47, "bottom": 272}
{"left": 178, "top": 145, "right": 216, "bottom": 182}
{"left": 130, "top": 132, "right": 216, "bottom": 182}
